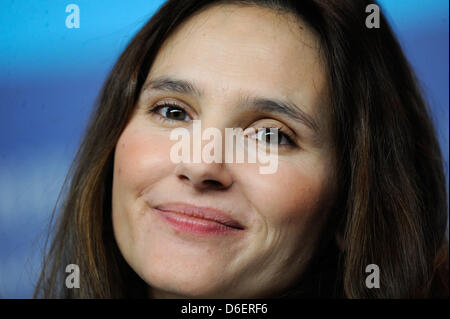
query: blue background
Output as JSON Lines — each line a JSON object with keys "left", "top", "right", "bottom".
{"left": 0, "top": 0, "right": 448, "bottom": 298}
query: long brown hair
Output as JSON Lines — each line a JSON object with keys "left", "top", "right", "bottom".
{"left": 34, "top": 0, "right": 448, "bottom": 298}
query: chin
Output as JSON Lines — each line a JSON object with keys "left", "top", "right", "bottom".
{"left": 148, "top": 279, "right": 231, "bottom": 299}
{"left": 141, "top": 265, "right": 232, "bottom": 298}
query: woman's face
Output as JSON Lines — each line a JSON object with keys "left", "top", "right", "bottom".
{"left": 112, "top": 4, "right": 336, "bottom": 298}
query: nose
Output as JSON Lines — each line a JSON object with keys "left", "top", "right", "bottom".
{"left": 175, "top": 161, "right": 233, "bottom": 191}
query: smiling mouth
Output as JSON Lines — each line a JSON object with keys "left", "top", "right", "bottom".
{"left": 153, "top": 203, "right": 245, "bottom": 235}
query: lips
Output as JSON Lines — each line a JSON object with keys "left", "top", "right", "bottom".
{"left": 154, "top": 202, "right": 245, "bottom": 231}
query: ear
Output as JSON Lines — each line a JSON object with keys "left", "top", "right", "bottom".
{"left": 335, "top": 232, "right": 346, "bottom": 252}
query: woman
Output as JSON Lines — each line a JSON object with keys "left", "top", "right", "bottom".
{"left": 34, "top": 0, "right": 448, "bottom": 298}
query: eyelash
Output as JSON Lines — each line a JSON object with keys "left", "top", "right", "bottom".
{"left": 148, "top": 101, "right": 193, "bottom": 123}
{"left": 260, "top": 126, "right": 297, "bottom": 147}
{"left": 148, "top": 101, "right": 297, "bottom": 148}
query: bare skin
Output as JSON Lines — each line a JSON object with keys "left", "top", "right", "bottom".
{"left": 112, "top": 4, "right": 336, "bottom": 298}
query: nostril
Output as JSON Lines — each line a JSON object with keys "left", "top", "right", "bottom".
{"left": 203, "top": 180, "right": 223, "bottom": 188}
{"left": 178, "top": 175, "right": 189, "bottom": 182}
{"left": 178, "top": 176, "right": 222, "bottom": 188}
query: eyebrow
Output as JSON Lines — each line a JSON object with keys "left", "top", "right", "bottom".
{"left": 143, "top": 76, "right": 203, "bottom": 97}
{"left": 242, "top": 96, "right": 319, "bottom": 133}
{"left": 142, "top": 76, "right": 319, "bottom": 133}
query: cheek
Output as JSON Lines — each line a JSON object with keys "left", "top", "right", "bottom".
{"left": 231, "top": 157, "right": 333, "bottom": 287}
{"left": 112, "top": 122, "right": 175, "bottom": 268}
{"left": 112, "top": 123, "right": 174, "bottom": 234}
{"left": 114, "top": 125, "right": 173, "bottom": 195}
{"left": 245, "top": 157, "right": 331, "bottom": 228}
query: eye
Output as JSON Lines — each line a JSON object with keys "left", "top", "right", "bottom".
{"left": 149, "top": 102, "right": 192, "bottom": 122}
{"left": 250, "top": 127, "right": 296, "bottom": 147}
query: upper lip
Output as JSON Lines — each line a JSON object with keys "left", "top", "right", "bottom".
{"left": 154, "top": 202, "right": 245, "bottom": 230}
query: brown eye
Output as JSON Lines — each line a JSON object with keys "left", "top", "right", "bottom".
{"left": 255, "top": 128, "right": 292, "bottom": 145}
{"left": 151, "top": 103, "right": 192, "bottom": 122}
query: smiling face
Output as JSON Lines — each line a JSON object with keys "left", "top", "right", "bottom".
{"left": 112, "top": 4, "right": 337, "bottom": 298}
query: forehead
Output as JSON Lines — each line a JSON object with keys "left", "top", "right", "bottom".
{"left": 148, "top": 4, "right": 328, "bottom": 123}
